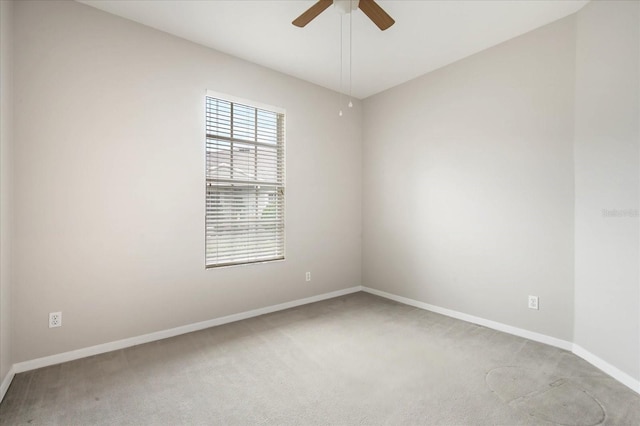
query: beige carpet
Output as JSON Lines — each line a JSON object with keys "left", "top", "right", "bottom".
{"left": 1, "top": 292, "right": 639, "bottom": 425}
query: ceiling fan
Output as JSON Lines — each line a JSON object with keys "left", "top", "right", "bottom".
{"left": 293, "top": 0, "right": 395, "bottom": 31}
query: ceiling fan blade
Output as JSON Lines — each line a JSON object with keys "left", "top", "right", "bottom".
{"left": 358, "top": 0, "right": 395, "bottom": 31}
{"left": 292, "top": 0, "right": 333, "bottom": 28}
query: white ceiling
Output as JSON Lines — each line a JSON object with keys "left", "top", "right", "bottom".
{"left": 78, "top": 0, "right": 588, "bottom": 99}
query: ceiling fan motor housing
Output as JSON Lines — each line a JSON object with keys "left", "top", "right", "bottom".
{"left": 334, "top": 0, "right": 359, "bottom": 15}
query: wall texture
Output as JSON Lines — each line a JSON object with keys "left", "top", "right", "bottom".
{"left": 573, "top": 0, "right": 640, "bottom": 381}
{"left": 1, "top": 0, "right": 14, "bottom": 383}
{"left": 12, "top": 0, "right": 362, "bottom": 363}
{"left": 362, "top": 16, "right": 576, "bottom": 341}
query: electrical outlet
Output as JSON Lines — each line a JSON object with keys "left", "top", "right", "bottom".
{"left": 49, "top": 312, "right": 62, "bottom": 328}
{"left": 305, "top": 272, "right": 311, "bottom": 282}
{"left": 528, "top": 296, "right": 539, "bottom": 310}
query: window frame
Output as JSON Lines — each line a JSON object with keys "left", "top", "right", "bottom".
{"left": 204, "top": 90, "right": 286, "bottom": 269}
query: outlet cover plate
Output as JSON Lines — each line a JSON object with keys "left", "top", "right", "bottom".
{"left": 528, "top": 296, "right": 539, "bottom": 310}
{"left": 49, "top": 312, "right": 62, "bottom": 328}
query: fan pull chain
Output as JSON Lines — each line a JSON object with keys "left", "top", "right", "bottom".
{"left": 339, "top": 13, "right": 344, "bottom": 117}
{"left": 348, "top": 0, "right": 353, "bottom": 108}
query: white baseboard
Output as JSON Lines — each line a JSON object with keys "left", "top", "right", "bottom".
{"left": 0, "top": 366, "right": 15, "bottom": 403}
{"left": 572, "top": 344, "right": 640, "bottom": 394}
{"left": 12, "top": 286, "right": 363, "bottom": 375}
{"left": 362, "top": 286, "right": 640, "bottom": 395}
{"left": 362, "top": 286, "right": 573, "bottom": 350}
{"left": 5, "top": 285, "right": 639, "bottom": 402}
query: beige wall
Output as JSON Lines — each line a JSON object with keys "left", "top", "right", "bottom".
{"left": 12, "top": 0, "right": 362, "bottom": 363}
{"left": 573, "top": 0, "right": 640, "bottom": 381}
{"left": 1, "top": 0, "right": 14, "bottom": 381}
{"left": 363, "top": 0, "right": 640, "bottom": 384}
{"left": 362, "top": 16, "right": 576, "bottom": 340}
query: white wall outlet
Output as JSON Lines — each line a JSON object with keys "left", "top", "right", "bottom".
{"left": 49, "top": 312, "right": 62, "bottom": 328}
{"left": 528, "top": 296, "right": 539, "bottom": 310}
{"left": 305, "top": 272, "right": 311, "bottom": 282}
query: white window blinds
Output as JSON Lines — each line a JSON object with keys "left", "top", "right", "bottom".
{"left": 205, "top": 92, "right": 285, "bottom": 268}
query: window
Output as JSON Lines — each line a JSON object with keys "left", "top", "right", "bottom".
{"left": 205, "top": 91, "right": 285, "bottom": 268}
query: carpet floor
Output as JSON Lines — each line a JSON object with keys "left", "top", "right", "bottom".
{"left": 1, "top": 292, "right": 639, "bottom": 425}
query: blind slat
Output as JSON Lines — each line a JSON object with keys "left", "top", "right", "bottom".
{"left": 205, "top": 256, "right": 284, "bottom": 269}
